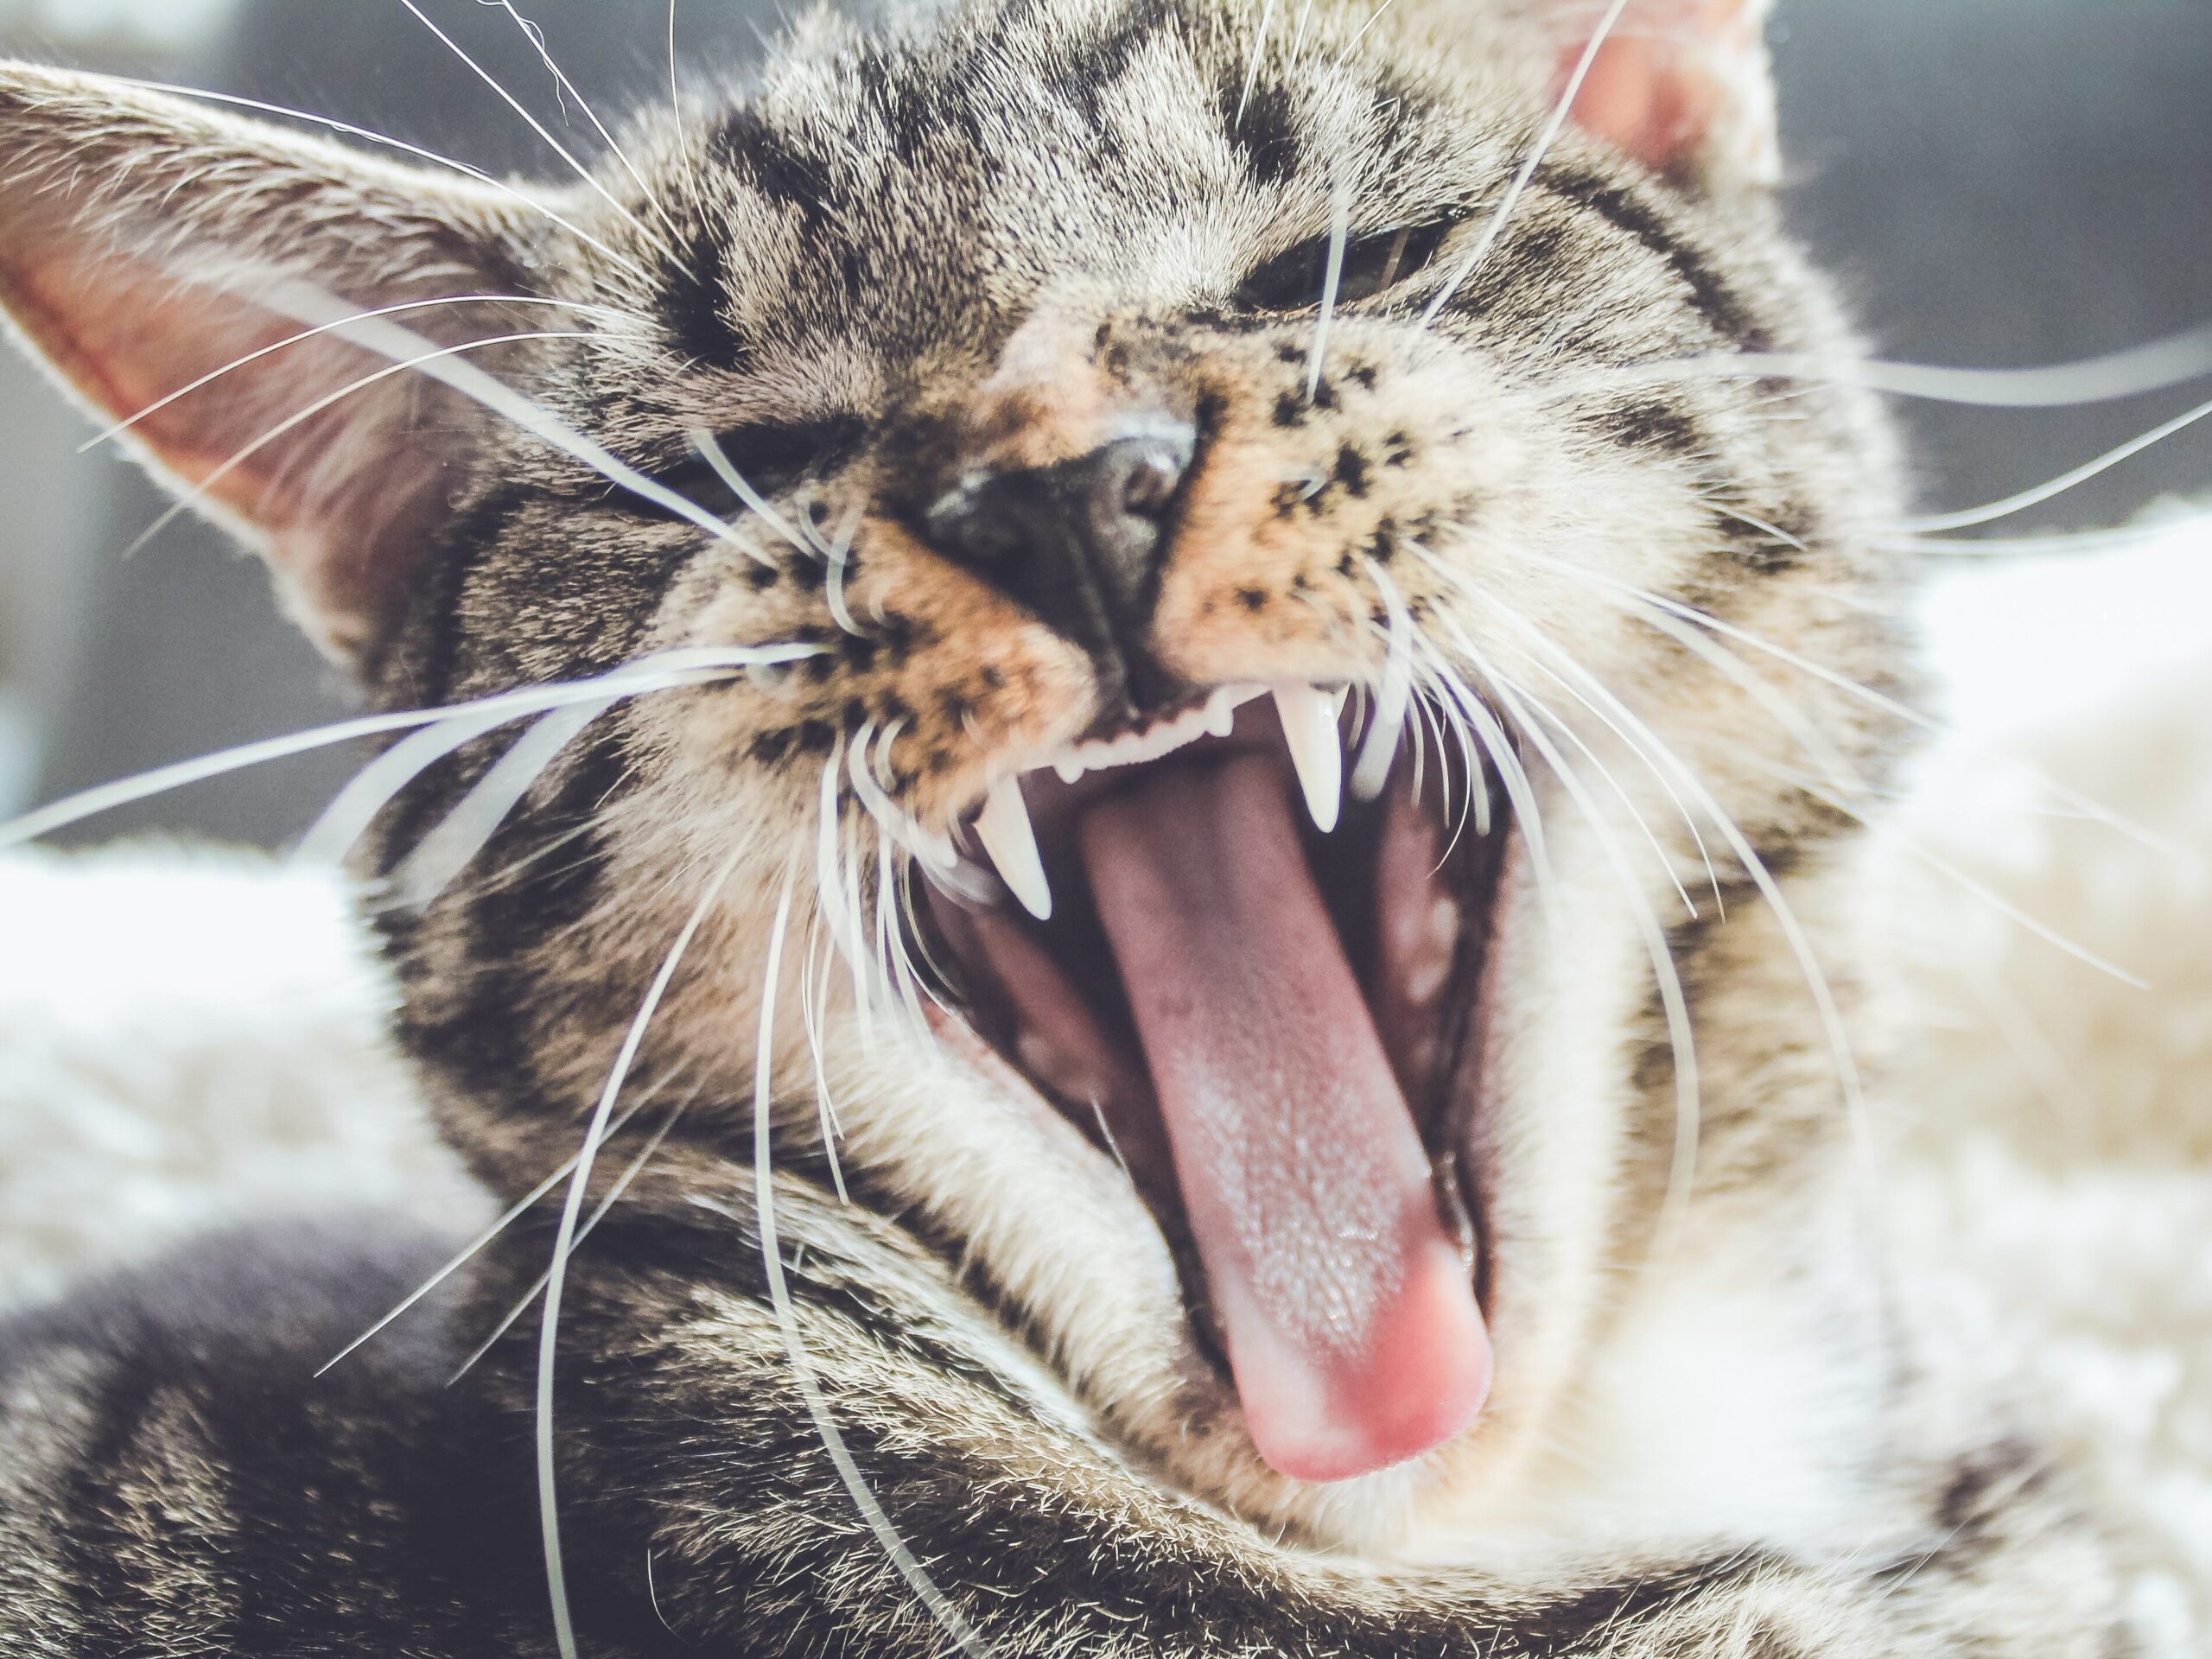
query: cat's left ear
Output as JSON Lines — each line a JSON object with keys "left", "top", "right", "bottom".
{"left": 0, "top": 62, "right": 554, "bottom": 663}
{"left": 1547, "top": 0, "right": 1781, "bottom": 190}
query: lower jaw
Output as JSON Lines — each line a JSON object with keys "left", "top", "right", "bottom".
{"left": 919, "top": 701, "right": 1511, "bottom": 1484}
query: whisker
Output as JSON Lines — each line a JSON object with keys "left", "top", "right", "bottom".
{"left": 123, "top": 328, "right": 602, "bottom": 560}
{"left": 1483, "top": 670, "right": 1704, "bottom": 1242}
{"left": 1490, "top": 654, "right": 1700, "bottom": 921}
{"left": 536, "top": 845, "right": 742, "bottom": 1659}
{"left": 1416, "top": 549, "right": 1722, "bottom": 911}
{"left": 254, "top": 284, "right": 759, "bottom": 545}
{"left": 746, "top": 874, "right": 995, "bottom": 1659}
{"left": 315, "top": 1091, "right": 657, "bottom": 1376}
{"left": 112, "top": 77, "right": 652, "bottom": 281}
{"left": 1587, "top": 320, "right": 2212, "bottom": 408}
{"left": 397, "top": 0, "right": 681, "bottom": 262}
{"left": 0, "top": 645, "right": 810, "bottom": 849}
{"left": 801, "top": 915, "right": 853, "bottom": 1206}
{"left": 79, "top": 296, "right": 641, "bottom": 455}
{"left": 448, "top": 1079, "right": 700, "bottom": 1385}
{"left": 1417, "top": 0, "right": 1630, "bottom": 330}
{"left": 1352, "top": 557, "right": 1416, "bottom": 799}
{"left": 1306, "top": 169, "right": 1352, "bottom": 403}
{"left": 1332, "top": 0, "right": 1404, "bottom": 66}
{"left": 1793, "top": 775, "right": 2149, "bottom": 988}
{"left": 1236, "top": 0, "right": 1277, "bottom": 128}
{"left": 1897, "top": 390, "right": 2212, "bottom": 535}
{"left": 385, "top": 696, "right": 615, "bottom": 907}
{"left": 668, "top": 0, "right": 684, "bottom": 140}
{"left": 690, "top": 429, "right": 813, "bottom": 567}
{"left": 478, "top": 0, "right": 670, "bottom": 217}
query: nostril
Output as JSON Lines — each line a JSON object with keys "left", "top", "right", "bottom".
{"left": 1119, "top": 443, "right": 1185, "bottom": 517}
{"left": 928, "top": 484, "right": 1027, "bottom": 569}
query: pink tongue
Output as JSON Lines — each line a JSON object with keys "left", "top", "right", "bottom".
{"left": 1080, "top": 755, "right": 1491, "bottom": 1484}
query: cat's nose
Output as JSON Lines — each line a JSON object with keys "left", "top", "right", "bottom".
{"left": 926, "top": 421, "right": 1197, "bottom": 720}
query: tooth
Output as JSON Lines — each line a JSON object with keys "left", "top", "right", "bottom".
{"left": 1205, "top": 690, "right": 1236, "bottom": 738}
{"left": 1274, "top": 685, "right": 1344, "bottom": 833}
{"left": 975, "top": 777, "right": 1053, "bottom": 920}
{"left": 1054, "top": 754, "right": 1086, "bottom": 785}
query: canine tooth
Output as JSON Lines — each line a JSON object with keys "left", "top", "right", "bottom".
{"left": 1274, "top": 685, "right": 1344, "bottom": 833}
{"left": 1204, "top": 690, "right": 1237, "bottom": 739}
{"left": 976, "top": 777, "right": 1052, "bottom": 920}
{"left": 1053, "top": 754, "right": 1087, "bottom": 785}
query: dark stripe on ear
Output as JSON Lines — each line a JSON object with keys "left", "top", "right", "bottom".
{"left": 1536, "top": 163, "right": 1771, "bottom": 352}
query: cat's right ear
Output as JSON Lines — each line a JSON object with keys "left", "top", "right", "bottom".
{"left": 0, "top": 62, "right": 562, "bottom": 664}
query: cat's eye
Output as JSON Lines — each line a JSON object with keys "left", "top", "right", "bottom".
{"left": 613, "top": 417, "right": 863, "bottom": 520}
{"left": 1235, "top": 219, "right": 1454, "bottom": 313}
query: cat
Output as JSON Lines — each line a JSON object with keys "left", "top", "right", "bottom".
{"left": 0, "top": 0, "right": 2135, "bottom": 1652}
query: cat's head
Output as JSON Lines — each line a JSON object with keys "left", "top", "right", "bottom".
{"left": 0, "top": 0, "right": 1910, "bottom": 1558}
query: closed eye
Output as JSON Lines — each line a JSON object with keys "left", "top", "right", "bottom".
{"left": 1235, "top": 219, "right": 1454, "bottom": 313}
{"left": 612, "top": 417, "right": 864, "bottom": 519}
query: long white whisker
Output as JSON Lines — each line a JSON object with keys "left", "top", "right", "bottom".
{"left": 397, "top": 0, "right": 680, "bottom": 260}
{"left": 1332, "top": 0, "right": 1404, "bottom": 65}
{"left": 1, "top": 645, "right": 811, "bottom": 850}
{"left": 314, "top": 1090, "right": 656, "bottom": 1376}
{"left": 1417, "top": 0, "right": 1630, "bottom": 329}
{"left": 1589, "top": 321, "right": 2212, "bottom": 408}
{"left": 1791, "top": 776, "right": 2149, "bottom": 988}
{"left": 113, "top": 77, "right": 652, "bottom": 280}
{"left": 479, "top": 0, "right": 668, "bottom": 215}
{"left": 801, "top": 915, "right": 852, "bottom": 1206}
{"left": 1352, "top": 558, "right": 1416, "bottom": 798}
{"left": 1484, "top": 671, "right": 1704, "bottom": 1241}
{"left": 690, "top": 429, "right": 813, "bottom": 564}
{"left": 124, "top": 329, "right": 600, "bottom": 558}
{"left": 668, "top": 0, "right": 684, "bottom": 138}
{"left": 1489, "top": 653, "right": 1700, "bottom": 920}
{"left": 255, "top": 284, "right": 760, "bottom": 547}
{"left": 1897, "top": 390, "right": 2212, "bottom": 534}
{"left": 449, "top": 1081, "right": 699, "bottom": 1384}
{"left": 385, "top": 696, "right": 615, "bottom": 906}
{"left": 1236, "top": 0, "right": 1277, "bottom": 127}
{"left": 80, "top": 296, "right": 639, "bottom": 454}
{"left": 1306, "top": 170, "right": 1351, "bottom": 403}
{"left": 536, "top": 845, "right": 741, "bottom": 1659}
{"left": 747, "top": 876, "right": 995, "bottom": 1659}
{"left": 1416, "top": 550, "right": 1721, "bottom": 910}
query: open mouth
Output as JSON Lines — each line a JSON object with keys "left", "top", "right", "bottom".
{"left": 920, "top": 689, "right": 1512, "bottom": 1484}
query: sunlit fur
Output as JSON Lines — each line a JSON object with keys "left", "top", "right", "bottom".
{"left": 0, "top": 0, "right": 2132, "bottom": 1652}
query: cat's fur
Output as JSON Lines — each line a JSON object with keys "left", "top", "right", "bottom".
{"left": 0, "top": 0, "right": 2133, "bottom": 1652}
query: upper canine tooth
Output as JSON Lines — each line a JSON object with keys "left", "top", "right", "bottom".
{"left": 975, "top": 777, "right": 1053, "bottom": 920}
{"left": 1053, "top": 754, "right": 1087, "bottom": 785}
{"left": 1274, "top": 685, "right": 1344, "bottom": 833}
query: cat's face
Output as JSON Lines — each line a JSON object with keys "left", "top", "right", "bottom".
{"left": 0, "top": 0, "right": 1910, "bottom": 1558}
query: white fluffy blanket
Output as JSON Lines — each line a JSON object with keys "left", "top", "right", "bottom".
{"left": 2, "top": 536, "right": 2208, "bottom": 1653}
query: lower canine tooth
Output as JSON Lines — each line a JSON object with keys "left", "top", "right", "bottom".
{"left": 1274, "top": 685, "right": 1344, "bottom": 833}
{"left": 975, "top": 777, "right": 1053, "bottom": 920}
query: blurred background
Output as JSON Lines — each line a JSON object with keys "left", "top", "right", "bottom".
{"left": 1, "top": 0, "right": 2209, "bottom": 846}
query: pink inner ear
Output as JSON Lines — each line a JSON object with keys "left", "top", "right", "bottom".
{"left": 0, "top": 251, "right": 452, "bottom": 660}
{"left": 1556, "top": 0, "right": 1770, "bottom": 182}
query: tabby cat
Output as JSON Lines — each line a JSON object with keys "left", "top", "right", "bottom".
{"left": 0, "top": 0, "right": 2132, "bottom": 1652}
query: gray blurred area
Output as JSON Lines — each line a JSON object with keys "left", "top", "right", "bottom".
{"left": 1, "top": 0, "right": 2209, "bottom": 848}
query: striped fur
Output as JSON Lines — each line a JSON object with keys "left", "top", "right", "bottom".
{"left": 0, "top": 0, "right": 2131, "bottom": 1651}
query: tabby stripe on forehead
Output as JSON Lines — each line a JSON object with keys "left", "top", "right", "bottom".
{"left": 1534, "top": 164, "right": 1772, "bottom": 353}
{"left": 1222, "top": 75, "right": 1304, "bottom": 188}
{"left": 659, "top": 219, "right": 753, "bottom": 373}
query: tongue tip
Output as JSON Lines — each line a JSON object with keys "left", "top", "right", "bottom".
{"left": 1230, "top": 1249, "right": 1495, "bottom": 1486}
